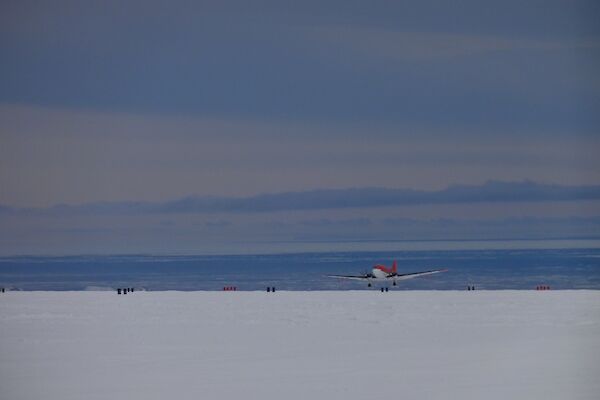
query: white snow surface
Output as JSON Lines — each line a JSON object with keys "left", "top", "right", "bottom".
{"left": 1, "top": 290, "right": 599, "bottom": 400}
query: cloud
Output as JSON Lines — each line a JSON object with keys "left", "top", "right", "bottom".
{"left": 1, "top": 1, "right": 598, "bottom": 128}
{"left": 1, "top": 2, "right": 598, "bottom": 210}
{"left": 299, "top": 218, "right": 372, "bottom": 227}
{"left": 309, "top": 28, "right": 599, "bottom": 61}
{"left": 4, "top": 104, "right": 598, "bottom": 208}
{"left": 291, "top": 215, "right": 600, "bottom": 242}
{"left": 3, "top": 180, "right": 600, "bottom": 217}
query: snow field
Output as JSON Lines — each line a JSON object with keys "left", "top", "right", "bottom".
{"left": 1, "top": 290, "right": 599, "bottom": 400}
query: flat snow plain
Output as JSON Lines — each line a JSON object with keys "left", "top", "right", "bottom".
{"left": 1, "top": 291, "right": 599, "bottom": 400}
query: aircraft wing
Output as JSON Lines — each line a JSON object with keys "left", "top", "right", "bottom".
{"left": 326, "top": 269, "right": 447, "bottom": 282}
{"left": 325, "top": 274, "right": 371, "bottom": 281}
{"left": 394, "top": 269, "right": 447, "bottom": 280}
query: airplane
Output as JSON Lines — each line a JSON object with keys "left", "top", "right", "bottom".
{"left": 327, "top": 261, "right": 447, "bottom": 287}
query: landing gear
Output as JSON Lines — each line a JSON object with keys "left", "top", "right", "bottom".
{"left": 367, "top": 282, "right": 372, "bottom": 287}
{"left": 393, "top": 281, "right": 397, "bottom": 286}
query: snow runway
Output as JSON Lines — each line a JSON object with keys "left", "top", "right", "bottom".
{"left": 1, "top": 291, "right": 599, "bottom": 399}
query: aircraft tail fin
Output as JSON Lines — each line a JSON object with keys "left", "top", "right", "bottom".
{"left": 392, "top": 260, "right": 397, "bottom": 273}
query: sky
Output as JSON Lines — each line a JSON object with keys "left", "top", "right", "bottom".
{"left": 0, "top": 1, "right": 599, "bottom": 254}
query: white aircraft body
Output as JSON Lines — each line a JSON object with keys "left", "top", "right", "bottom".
{"left": 327, "top": 261, "right": 447, "bottom": 287}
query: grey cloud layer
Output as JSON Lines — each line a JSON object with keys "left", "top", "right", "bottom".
{"left": 3, "top": 181, "right": 600, "bottom": 216}
{"left": 1, "top": 1, "right": 598, "bottom": 130}
{"left": 4, "top": 104, "right": 598, "bottom": 208}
